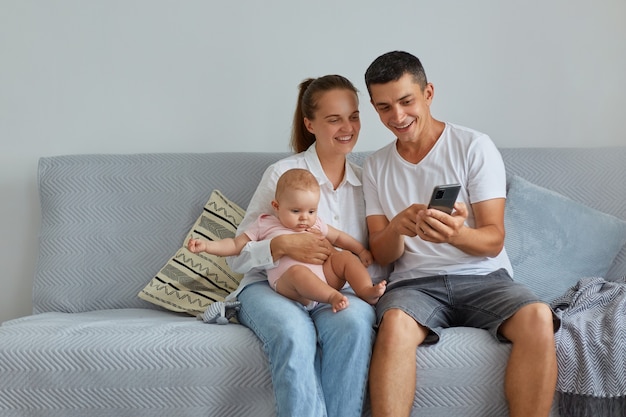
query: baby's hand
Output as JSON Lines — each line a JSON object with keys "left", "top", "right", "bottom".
{"left": 358, "top": 249, "right": 374, "bottom": 267}
{"left": 187, "top": 238, "right": 205, "bottom": 254}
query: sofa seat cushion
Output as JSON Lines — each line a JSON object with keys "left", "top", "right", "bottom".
{"left": 412, "top": 327, "right": 510, "bottom": 415}
{"left": 0, "top": 309, "right": 274, "bottom": 417}
{"left": 364, "top": 326, "right": 560, "bottom": 417}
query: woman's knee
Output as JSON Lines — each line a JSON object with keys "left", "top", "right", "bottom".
{"left": 314, "top": 296, "right": 375, "bottom": 342}
{"left": 239, "top": 283, "right": 317, "bottom": 345}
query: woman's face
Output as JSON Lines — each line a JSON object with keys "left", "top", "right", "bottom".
{"left": 304, "top": 89, "right": 360, "bottom": 158}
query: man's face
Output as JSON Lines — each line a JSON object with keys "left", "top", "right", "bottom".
{"left": 369, "top": 73, "right": 434, "bottom": 144}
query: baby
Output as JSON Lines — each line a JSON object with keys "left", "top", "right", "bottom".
{"left": 188, "top": 168, "right": 386, "bottom": 312}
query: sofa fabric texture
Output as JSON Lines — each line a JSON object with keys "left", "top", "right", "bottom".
{"left": 0, "top": 147, "right": 624, "bottom": 417}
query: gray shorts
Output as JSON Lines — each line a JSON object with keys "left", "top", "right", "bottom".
{"left": 376, "top": 268, "right": 558, "bottom": 344}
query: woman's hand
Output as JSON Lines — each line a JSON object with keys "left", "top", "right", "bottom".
{"left": 270, "top": 230, "right": 333, "bottom": 265}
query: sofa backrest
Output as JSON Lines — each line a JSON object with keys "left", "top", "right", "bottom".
{"left": 34, "top": 153, "right": 289, "bottom": 314}
{"left": 33, "top": 147, "right": 626, "bottom": 314}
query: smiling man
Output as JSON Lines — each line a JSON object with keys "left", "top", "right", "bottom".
{"left": 362, "top": 51, "right": 559, "bottom": 417}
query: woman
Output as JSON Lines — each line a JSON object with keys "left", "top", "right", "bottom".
{"left": 227, "top": 75, "right": 385, "bottom": 417}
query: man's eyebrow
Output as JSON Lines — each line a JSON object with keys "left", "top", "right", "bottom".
{"left": 372, "top": 100, "right": 389, "bottom": 107}
{"left": 373, "top": 94, "right": 412, "bottom": 107}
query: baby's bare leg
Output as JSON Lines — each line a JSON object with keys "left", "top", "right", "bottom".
{"left": 324, "top": 251, "right": 386, "bottom": 305}
{"left": 276, "top": 265, "right": 348, "bottom": 312}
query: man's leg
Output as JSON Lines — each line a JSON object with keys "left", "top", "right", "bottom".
{"left": 498, "top": 302, "right": 557, "bottom": 417}
{"left": 369, "top": 308, "right": 429, "bottom": 417}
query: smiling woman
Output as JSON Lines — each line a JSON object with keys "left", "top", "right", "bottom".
{"left": 227, "top": 74, "right": 387, "bottom": 417}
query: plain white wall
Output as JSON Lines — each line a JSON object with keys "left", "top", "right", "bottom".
{"left": 1, "top": 0, "right": 625, "bottom": 323}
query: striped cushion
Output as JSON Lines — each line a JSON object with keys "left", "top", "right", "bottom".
{"left": 139, "top": 190, "right": 245, "bottom": 315}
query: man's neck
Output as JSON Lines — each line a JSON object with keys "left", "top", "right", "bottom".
{"left": 396, "top": 119, "right": 445, "bottom": 164}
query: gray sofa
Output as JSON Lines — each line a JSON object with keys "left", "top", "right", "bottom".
{"left": 1, "top": 147, "right": 625, "bottom": 417}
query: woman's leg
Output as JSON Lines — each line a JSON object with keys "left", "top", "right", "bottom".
{"left": 311, "top": 291, "right": 376, "bottom": 417}
{"left": 237, "top": 281, "right": 327, "bottom": 417}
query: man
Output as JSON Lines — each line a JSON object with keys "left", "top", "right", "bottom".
{"left": 362, "top": 50, "right": 558, "bottom": 417}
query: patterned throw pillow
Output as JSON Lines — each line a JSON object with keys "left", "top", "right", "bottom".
{"left": 139, "top": 190, "right": 245, "bottom": 316}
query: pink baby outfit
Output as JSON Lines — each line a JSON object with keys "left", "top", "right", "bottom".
{"left": 244, "top": 214, "right": 329, "bottom": 290}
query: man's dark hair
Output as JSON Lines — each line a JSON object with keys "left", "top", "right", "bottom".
{"left": 364, "top": 51, "right": 428, "bottom": 96}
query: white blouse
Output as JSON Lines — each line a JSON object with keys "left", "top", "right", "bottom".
{"left": 227, "top": 143, "right": 386, "bottom": 299}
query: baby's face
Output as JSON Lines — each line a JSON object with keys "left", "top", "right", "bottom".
{"left": 274, "top": 189, "right": 320, "bottom": 231}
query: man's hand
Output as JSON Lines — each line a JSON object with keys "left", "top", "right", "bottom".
{"left": 387, "top": 204, "right": 428, "bottom": 238}
{"left": 367, "top": 204, "right": 427, "bottom": 266}
{"left": 416, "top": 202, "right": 468, "bottom": 243}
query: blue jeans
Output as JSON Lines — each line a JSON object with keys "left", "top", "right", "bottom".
{"left": 237, "top": 281, "right": 376, "bottom": 417}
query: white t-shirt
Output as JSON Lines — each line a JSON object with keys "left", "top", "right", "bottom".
{"left": 363, "top": 122, "right": 512, "bottom": 283}
{"left": 227, "top": 143, "right": 388, "bottom": 299}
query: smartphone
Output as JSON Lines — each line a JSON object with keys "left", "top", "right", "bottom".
{"left": 427, "top": 184, "right": 461, "bottom": 214}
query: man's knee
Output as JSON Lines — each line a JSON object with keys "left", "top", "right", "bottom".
{"left": 501, "top": 303, "right": 555, "bottom": 342}
{"left": 378, "top": 309, "right": 428, "bottom": 347}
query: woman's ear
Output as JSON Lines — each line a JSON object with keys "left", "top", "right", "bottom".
{"left": 304, "top": 117, "right": 315, "bottom": 134}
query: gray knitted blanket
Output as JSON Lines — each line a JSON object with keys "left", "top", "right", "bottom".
{"left": 551, "top": 277, "right": 626, "bottom": 417}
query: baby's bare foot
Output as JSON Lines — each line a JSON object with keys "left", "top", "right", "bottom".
{"left": 328, "top": 292, "right": 349, "bottom": 313}
{"left": 358, "top": 281, "right": 387, "bottom": 305}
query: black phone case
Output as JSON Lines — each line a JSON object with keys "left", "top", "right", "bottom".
{"left": 428, "top": 184, "right": 461, "bottom": 214}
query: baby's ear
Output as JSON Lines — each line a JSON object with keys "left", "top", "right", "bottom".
{"left": 271, "top": 200, "right": 279, "bottom": 211}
